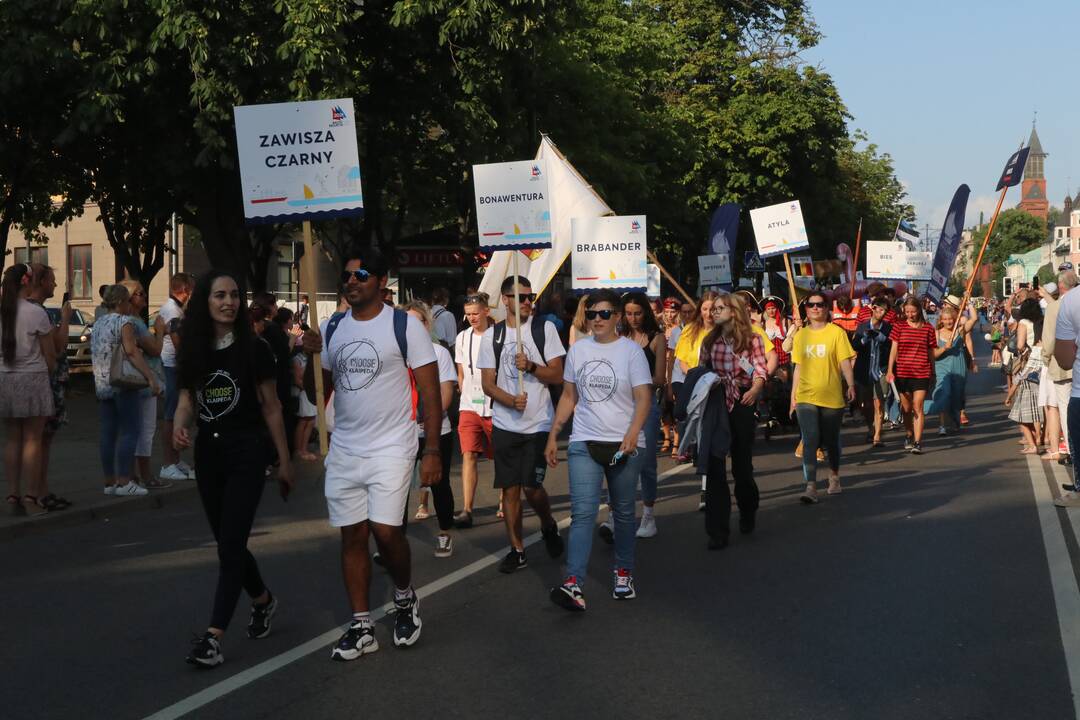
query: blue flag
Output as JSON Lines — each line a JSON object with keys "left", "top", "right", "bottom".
{"left": 926, "top": 184, "right": 970, "bottom": 304}
{"left": 996, "top": 146, "right": 1030, "bottom": 191}
{"left": 707, "top": 203, "right": 740, "bottom": 288}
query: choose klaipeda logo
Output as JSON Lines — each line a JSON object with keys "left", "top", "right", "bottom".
{"left": 500, "top": 340, "right": 537, "bottom": 382}
{"left": 578, "top": 359, "right": 617, "bottom": 403}
{"left": 198, "top": 370, "right": 240, "bottom": 421}
{"left": 336, "top": 340, "right": 382, "bottom": 391}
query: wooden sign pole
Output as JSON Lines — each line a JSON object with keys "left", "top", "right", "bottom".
{"left": 301, "top": 220, "right": 328, "bottom": 456}
{"left": 849, "top": 218, "right": 863, "bottom": 301}
{"left": 949, "top": 183, "right": 1009, "bottom": 343}
{"left": 512, "top": 251, "right": 524, "bottom": 394}
{"left": 646, "top": 250, "right": 694, "bottom": 305}
{"left": 782, "top": 252, "right": 800, "bottom": 313}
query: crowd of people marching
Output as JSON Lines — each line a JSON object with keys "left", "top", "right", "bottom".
{"left": 6, "top": 251, "right": 1080, "bottom": 668}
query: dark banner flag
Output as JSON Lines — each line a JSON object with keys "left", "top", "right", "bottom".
{"left": 926, "top": 184, "right": 971, "bottom": 304}
{"left": 707, "top": 202, "right": 741, "bottom": 289}
{"left": 996, "top": 146, "right": 1031, "bottom": 191}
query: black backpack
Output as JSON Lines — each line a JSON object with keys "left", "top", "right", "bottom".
{"left": 492, "top": 318, "right": 562, "bottom": 408}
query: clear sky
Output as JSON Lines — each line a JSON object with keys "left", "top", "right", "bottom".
{"left": 804, "top": 0, "right": 1077, "bottom": 238}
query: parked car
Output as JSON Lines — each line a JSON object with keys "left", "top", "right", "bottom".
{"left": 45, "top": 307, "right": 92, "bottom": 372}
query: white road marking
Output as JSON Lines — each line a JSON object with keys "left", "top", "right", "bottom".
{"left": 143, "top": 464, "right": 692, "bottom": 720}
{"left": 1026, "top": 454, "right": 1080, "bottom": 720}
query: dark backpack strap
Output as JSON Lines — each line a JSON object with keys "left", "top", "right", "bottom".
{"left": 392, "top": 307, "right": 409, "bottom": 365}
{"left": 324, "top": 311, "right": 347, "bottom": 349}
{"left": 531, "top": 317, "right": 548, "bottom": 364}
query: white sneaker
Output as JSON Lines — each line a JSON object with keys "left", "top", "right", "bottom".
{"left": 114, "top": 482, "right": 149, "bottom": 497}
{"left": 103, "top": 485, "right": 116, "bottom": 496}
{"left": 160, "top": 464, "right": 189, "bottom": 482}
{"left": 1054, "top": 492, "right": 1080, "bottom": 508}
{"left": 938, "top": 426, "right": 948, "bottom": 436}
{"left": 176, "top": 461, "right": 196, "bottom": 480}
{"left": 636, "top": 515, "right": 657, "bottom": 538}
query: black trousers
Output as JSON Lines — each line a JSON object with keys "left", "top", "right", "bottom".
{"left": 704, "top": 402, "right": 759, "bottom": 540}
{"left": 404, "top": 433, "right": 455, "bottom": 532}
{"left": 195, "top": 434, "right": 269, "bottom": 630}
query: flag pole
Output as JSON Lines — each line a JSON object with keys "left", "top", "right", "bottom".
{"left": 949, "top": 184, "right": 1009, "bottom": 343}
{"left": 782, "top": 253, "right": 800, "bottom": 314}
{"left": 646, "top": 250, "right": 694, "bottom": 305}
{"left": 849, "top": 218, "right": 863, "bottom": 300}
{"left": 512, "top": 251, "right": 524, "bottom": 395}
{"left": 301, "top": 220, "right": 328, "bottom": 456}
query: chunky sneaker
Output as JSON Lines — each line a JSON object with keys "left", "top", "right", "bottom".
{"left": 636, "top": 515, "right": 657, "bottom": 538}
{"left": 247, "top": 594, "right": 277, "bottom": 639}
{"left": 186, "top": 632, "right": 224, "bottom": 668}
{"left": 799, "top": 484, "right": 820, "bottom": 504}
{"left": 114, "top": 482, "right": 149, "bottom": 497}
{"left": 330, "top": 622, "right": 378, "bottom": 661}
{"left": 541, "top": 522, "right": 564, "bottom": 558}
{"left": 177, "top": 461, "right": 197, "bottom": 480}
{"left": 435, "top": 533, "right": 453, "bottom": 558}
{"left": 938, "top": 426, "right": 948, "bottom": 436}
{"left": 910, "top": 442, "right": 923, "bottom": 455}
{"left": 160, "top": 464, "right": 189, "bottom": 482}
{"left": 103, "top": 485, "right": 115, "bottom": 496}
{"left": 550, "top": 576, "right": 586, "bottom": 611}
{"left": 597, "top": 516, "right": 614, "bottom": 544}
{"left": 612, "top": 569, "right": 636, "bottom": 600}
{"left": 1055, "top": 492, "right": 1080, "bottom": 508}
{"left": 393, "top": 593, "right": 422, "bottom": 647}
{"left": 498, "top": 549, "right": 527, "bottom": 574}
{"left": 903, "top": 437, "right": 914, "bottom": 451}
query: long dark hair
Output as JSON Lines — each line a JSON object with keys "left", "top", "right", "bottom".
{"left": 620, "top": 291, "right": 660, "bottom": 337}
{"left": 1018, "top": 297, "right": 1044, "bottom": 340}
{"left": 177, "top": 270, "right": 257, "bottom": 393}
{"left": 1, "top": 264, "right": 32, "bottom": 366}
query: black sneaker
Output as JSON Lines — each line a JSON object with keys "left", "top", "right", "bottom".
{"left": 453, "top": 510, "right": 474, "bottom": 529}
{"left": 550, "top": 576, "right": 586, "bottom": 611}
{"left": 910, "top": 442, "right": 922, "bottom": 455}
{"left": 393, "top": 593, "right": 422, "bottom": 647}
{"left": 498, "top": 549, "right": 527, "bottom": 574}
{"left": 541, "top": 522, "right": 564, "bottom": 558}
{"left": 186, "top": 632, "right": 224, "bottom": 668}
{"left": 612, "top": 569, "right": 636, "bottom": 600}
{"left": 904, "top": 437, "right": 914, "bottom": 451}
{"left": 739, "top": 512, "right": 756, "bottom": 535}
{"left": 330, "top": 622, "right": 378, "bottom": 661}
{"left": 247, "top": 593, "right": 277, "bottom": 639}
{"left": 597, "top": 521, "right": 614, "bottom": 545}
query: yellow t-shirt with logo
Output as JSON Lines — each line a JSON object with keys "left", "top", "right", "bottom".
{"left": 792, "top": 323, "right": 855, "bottom": 408}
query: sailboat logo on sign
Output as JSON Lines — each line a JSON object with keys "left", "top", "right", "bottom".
{"left": 330, "top": 105, "right": 347, "bottom": 127}
{"left": 630, "top": 220, "right": 641, "bottom": 233}
{"left": 531, "top": 164, "right": 542, "bottom": 180}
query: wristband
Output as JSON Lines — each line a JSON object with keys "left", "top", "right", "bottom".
{"left": 421, "top": 447, "right": 441, "bottom": 457}
{"left": 527, "top": 361, "right": 537, "bottom": 374}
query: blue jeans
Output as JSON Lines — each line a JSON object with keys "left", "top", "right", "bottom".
{"left": 795, "top": 403, "right": 842, "bottom": 485}
{"left": 638, "top": 398, "right": 660, "bottom": 504}
{"left": 99, "top": 390, "right": 140, "bottom": 477}
{"left": 565, "top": 441, "right": 644, "bottom": 587}
{"left": 1070, "top": 399, "right": 1080, "bottom": 483}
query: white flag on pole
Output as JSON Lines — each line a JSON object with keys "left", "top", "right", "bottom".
{"left": 478, "top": 136, "right": 613, "bottom": 304}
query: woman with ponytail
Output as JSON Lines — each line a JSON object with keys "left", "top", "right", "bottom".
{"left": 0, "top": 263, "right": 57, "bottom": 516}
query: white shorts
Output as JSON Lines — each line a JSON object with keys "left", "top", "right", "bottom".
{"left": 324, "top": 448, "right": 412, "bottom": 528}
{"left": 136, "top": 394, "right": 157, "bottom": 457}
{"left": 1047, "top": 378, "right": 1072, "bottom": 410}
{"left": 1038, "top": 368, "right": 1052, "bottom": 407}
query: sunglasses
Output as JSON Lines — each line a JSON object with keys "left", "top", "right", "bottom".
{"left": 464, "top": 294, "right": 485, "bottom": 304}
{"left": 585, "top": 309, "right": 614, "bottom": 320}
{"left": 341, "top": 269, "right": 372, "bottom": 284}
{"left": 504, "top": 293, "right": 536, "bottom": 303}
{"left": 806, "top": 301, "right": 827, "bottom": 308}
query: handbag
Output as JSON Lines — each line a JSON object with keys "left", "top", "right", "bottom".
{"left": 109, "top": 342, "right": 149, "bottom": 390}
{"left": 586, "top": 441, "right": 623, "bottom": 467}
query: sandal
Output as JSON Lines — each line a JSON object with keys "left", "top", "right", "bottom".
{"left": 659, "top": 441, "right": 671, "bottom": 455}
{"left": 496, "top": 504, "right": 505, "bottom": 519}
{"left": 414, "top": 505, "right": 430, "bottom": 520}
{"left": 1042, "top": 452, "right": 1062, "bottom": 462}
{"left": 21, "top": 495, "right": 47, "bottom": 516}
{"left": 41, "top": 494, "right": 72, "bottom": 511}
{"left": 1020, "top": 446, "right": 1039, "bottom": 455}
{"left": 6, "top": 494, "right": 23, "bottom": 516}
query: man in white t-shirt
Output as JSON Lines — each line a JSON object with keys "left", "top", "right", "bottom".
{"left": 1052, "top": 271, "right": 1080, "bottom": 507}
{"left": 429, "top": 286, "right": 457, "bottom": 347}
{"left": 302, "top": 249, "right": 441, "bottom": 660}
{"left": 158, "top": 273, "right": 194, "bottom": 482}
{"left": 478, "top": 276, "right": 566, "bottom": 574}
{"left": 453, "top": 292, "right": 493, "bottom": 528}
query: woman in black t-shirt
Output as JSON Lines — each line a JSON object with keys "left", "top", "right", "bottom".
{"left": 173, "top": 271, "right": 293, "bottom": 669}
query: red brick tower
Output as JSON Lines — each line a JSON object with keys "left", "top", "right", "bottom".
{"left": 1019, "top": 123, "right": 1048, "bottom": 222}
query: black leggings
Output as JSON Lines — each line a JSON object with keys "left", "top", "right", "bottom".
{"left": 705, "top": 402, "right": 759, "bottom": 539}
{"left": 195, "top": 435, "right": 269, "bottom": 630}
{"left": 405, "top": 433, "right": 455, "bottom": 532}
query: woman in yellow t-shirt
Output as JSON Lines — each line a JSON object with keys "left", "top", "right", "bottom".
{"left": 790, "top": 291, "right": 856, "bottom": 503}
{"left": 674, "top": 291, "right": 720, "bottom": 375}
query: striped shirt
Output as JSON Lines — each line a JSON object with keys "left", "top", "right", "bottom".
{"left": 857, "top": 305, "right": 898, "bottom": 325}
{"left": 888, "top": 320, "right": 936, "bottom": 379}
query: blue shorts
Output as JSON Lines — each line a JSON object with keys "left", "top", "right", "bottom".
{"left": 163, "top": 366, "right": 179, "bottom": 421}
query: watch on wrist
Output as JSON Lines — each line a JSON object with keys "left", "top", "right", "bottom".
{"left": 527, "top": 361, "right": 537, "bottom": 374}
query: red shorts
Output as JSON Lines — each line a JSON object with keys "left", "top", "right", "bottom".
{"left": 458, "top": 411, "right": 494, "bottom": 458}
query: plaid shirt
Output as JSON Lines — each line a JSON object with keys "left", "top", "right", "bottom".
{"left": 701, "top": 333, "right": 769, "bottom": 410}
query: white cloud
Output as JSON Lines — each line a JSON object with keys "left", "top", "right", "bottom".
{"left": 915, "top": 192, "right": 1003, "bottom": 231}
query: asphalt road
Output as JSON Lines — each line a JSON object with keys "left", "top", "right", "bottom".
{"left": 3, "top": 345, "right": 1079, "bottom": 720}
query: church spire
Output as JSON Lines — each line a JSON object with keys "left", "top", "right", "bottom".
{"left": 1025, "top": 117, "right": 1046, "bottom": 179}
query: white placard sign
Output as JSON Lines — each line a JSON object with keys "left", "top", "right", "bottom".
{"left": 473, "top": 160, "right": 552, "bottom": 251}
{"left": 866, "top": 241, "right": 932, "bottom": 281}
{"left": 647, "top": 264, "right": 661, "bottom": 298}
{"left": 750, "top": 200, "right": 810, "bottom": 258}
{"left": 571, "top": 215, "right": 648, "bottom": 292}
{"left": 697, "top": 254, "right": 732, "bottom": 287}
{"left": 233, "top": 99, "right": 363, "bottom": 223}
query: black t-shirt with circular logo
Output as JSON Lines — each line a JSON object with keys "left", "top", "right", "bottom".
{"left": 196, "top": 337, "right": 278, "bottom": 437}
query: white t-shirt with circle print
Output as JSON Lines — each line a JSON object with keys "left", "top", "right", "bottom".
{"left": 563, "top": 336, "right": 652, "bottom": 447}
{"left": 476, "top": 317, "right": 565, "bottom": 435}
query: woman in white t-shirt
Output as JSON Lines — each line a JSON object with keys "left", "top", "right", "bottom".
{"left": 0, "top": 264, "right": 57, "bottom": 516}
{"left": 402, "top": 301, "right": 459, "bottom": 558}
{"left": 543, "top": 290, "right": 652, "bottom": 612}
